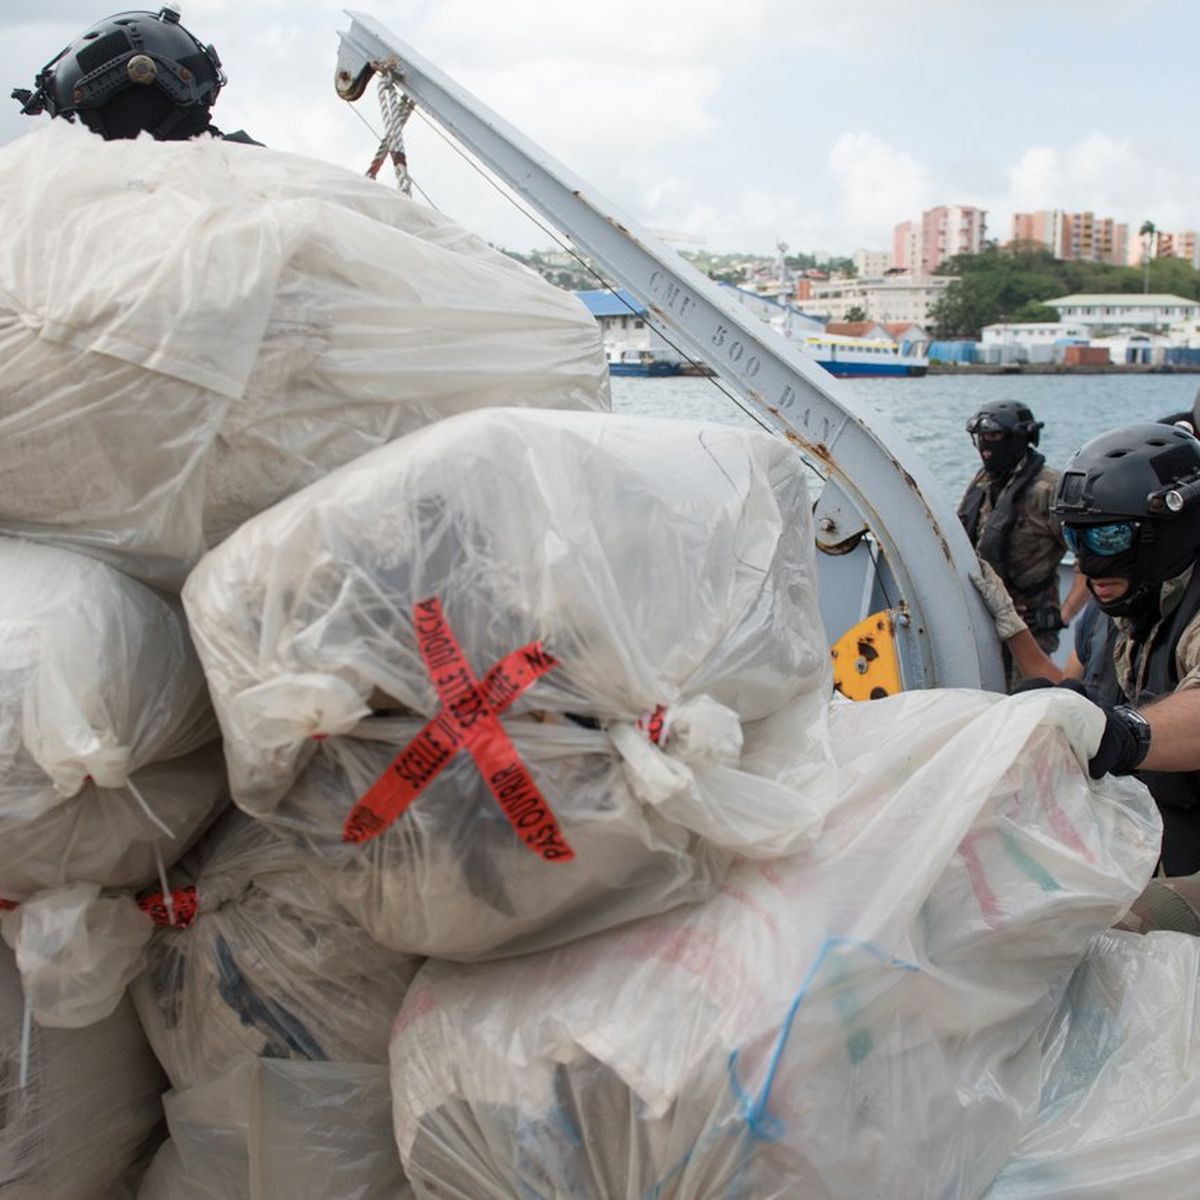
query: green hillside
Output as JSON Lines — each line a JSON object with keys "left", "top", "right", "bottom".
{"left": 931, "top": 245, "right": 1200, "bottom": 338}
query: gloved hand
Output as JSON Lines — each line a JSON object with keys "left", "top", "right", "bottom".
{"left": 1013, "top": 677, "right": 1150, "bottom": 778}
{"left": 969, "top": 557, "right": 1028, "bottom": 641}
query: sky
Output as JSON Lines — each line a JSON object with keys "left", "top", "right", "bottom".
{"left": 2, "top": 0, "right": 1197, "bottom": 256}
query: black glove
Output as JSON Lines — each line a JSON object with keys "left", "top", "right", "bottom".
{"left": 1013, "top": 676, "right": 1056, "bottom": 694}
{"left": 1012, "top": 678, "right": 1150, "bottom": 778}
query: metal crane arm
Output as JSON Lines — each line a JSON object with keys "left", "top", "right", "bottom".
{"left": 334, "top": 10, "right": 1003, "bottom": 690}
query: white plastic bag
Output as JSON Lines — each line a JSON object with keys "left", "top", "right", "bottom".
{"left": 0, "top": 123, "right": 609, "bottom": 587}
{"left": 130, "top": 812, "right": 420, "bottom": 1090}
{"left": 1, "top": 882, "right": 153, "bottom": 1027}
{"left": 0, "top": 538, "right": 222, "bottom": 900}
{"left": 388, "top": 688, "right": 1159, "bottom": 1199}
{"left": 986, "top": 929, "right": 1200, "bottom": 1199}
{"left": 0, "top": 945, "right": 164, "bottom": 1200}
{"left": 136, "top": 1058, "right": 411, "bottom": 1200}
{"left": 184, "top": 408, "right": 835, "bottom": 958}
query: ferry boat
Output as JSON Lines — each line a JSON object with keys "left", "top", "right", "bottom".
{"left": 605, "top": 349, "right": 682, "bottom": 377}
{"left": 720, "top": 287, "right": 928, "bottom": 377}
{"left": 803, "top": 333, "right": 928, "bottom": 377}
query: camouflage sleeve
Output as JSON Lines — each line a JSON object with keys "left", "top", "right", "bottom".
{"left": 1029, "top": 470, "right": 1065, "bottom": 546}
{"left": 1174, "top": 611, "right": 1200, "bottom": 692}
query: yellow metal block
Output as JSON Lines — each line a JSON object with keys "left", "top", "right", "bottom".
{"left": 830, "top": 611, "right": 904, "bottom": 701}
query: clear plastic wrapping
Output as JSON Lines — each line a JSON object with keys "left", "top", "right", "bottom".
{"left": 388, "top": 688, "right": 1160, "bottom": 1199}
{"left": 0, "top": 945, "right": 165, "bottom": 1200}
{"left": 0, "top": 537, "right": 222, "bottom": 901}
{"left": 137, "top": 1058, "right": 411, "bottom": 1200}
{"left": 130, "top": 811, "right": 420, "bottom": 1090}
{"left": 0, "top": 124, "right": 608, "bottom": 587}
{"left": 986, "top": 929, "right": 1200, "bottom": 1199}
{"left": 184, "top": 408, "right": 835, "bottom": 958}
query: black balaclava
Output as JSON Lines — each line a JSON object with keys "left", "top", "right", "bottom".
{"left": 1076, "top": 544, "right": 1149, "bottom": 620}
{"left": 1075, "top": 533, "right": 1168, "bottom": 623}
{"left": 980, "top": 435, "right": 1026, "bottom": 481}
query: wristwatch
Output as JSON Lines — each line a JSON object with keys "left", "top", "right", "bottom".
{"left": 1112, "top": 705, "right": 1152, "bottom": 771}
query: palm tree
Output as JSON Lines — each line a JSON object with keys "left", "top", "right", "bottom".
{"left": 1139, "top": 220, "right": 1156, "bottom": 293}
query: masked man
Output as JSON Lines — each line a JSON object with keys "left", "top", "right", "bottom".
{"left": 992, "top": 423, "right": 1200, "bottom": 877}
{"left": 959, "top": 401, "right": 1082, "bottom": 686}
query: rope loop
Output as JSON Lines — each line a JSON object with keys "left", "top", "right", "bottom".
{"left": 366, "top": 74, "right": 416, "bottom": 193}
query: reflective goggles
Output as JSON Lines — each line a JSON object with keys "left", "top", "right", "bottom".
{"left": 965, "top": 415, "right": 1005, "bottom": 436}
{"left": 1063, "top": 521, "right": 1138, "bottom": 557}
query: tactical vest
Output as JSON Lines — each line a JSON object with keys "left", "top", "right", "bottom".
{"left": 957, "top": 451, "right": 1048, "bottom": 597}
{"left": 1081, "top": 568, "right": 1200, "bottom": 874}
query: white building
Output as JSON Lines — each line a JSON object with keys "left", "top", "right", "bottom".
{"left": 796, "top": 274, "right": 955, "bottom": 325}
{"left": 1169, "top": 316, "right": 1200, "bottom": 348}
{"left": 852, "top": 247, "right": 893, "bottom": 277}
{"left": 1091, "top": 332, "right": 1171, "bottom": 365}
{"left": 1047, "top": 293, "right": 1200, "bottom": 329}
{"left": 575, "top": 288, "right": 683, "bottom": 366}
{"left": 979, "top": 321, "right": 1088, "bottom": 364}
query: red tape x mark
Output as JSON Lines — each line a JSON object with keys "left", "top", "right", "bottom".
{"left": 342, "top": 597, "right": 574, "bottom": 863}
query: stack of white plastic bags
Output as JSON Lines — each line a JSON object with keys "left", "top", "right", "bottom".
{"left": 385, "top": 688, "right": 1164, "bottom": 1198}
{"left": 0, "top": 536, "right": 226, "bottom": 1032}
{"left": 0, "top": 121, "right": 609, "bottom": 588}
{"left": 6, "top": 114, "right": 1194, "bottom": 1200}
{"left": 0, "top": 117, "right": 612, "bottom": 1199}
{"left": 183, "top": 407, "right": 837, "bottom": 961}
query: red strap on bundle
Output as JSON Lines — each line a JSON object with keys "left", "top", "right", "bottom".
{"left": 342, "top": 597, "right": 574, "bottom": 863}
{"left": 636, "top": 704, "right": 669, "bottom": 745}
{"left": 138, "top": 885, "right": 199, "bottom": 928}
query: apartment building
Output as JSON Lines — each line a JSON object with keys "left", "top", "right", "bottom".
{"left": 893, "top": 206, "right": 986, "bottom": 274}
{"left": 1154, "top": 231, "right": 1200, "bottom": 269}
{"left": 852, "top": 247, "right": 893, "bottom": 277}
{"left": 1009, "top": 210, "right": 1128, "bottom": 265}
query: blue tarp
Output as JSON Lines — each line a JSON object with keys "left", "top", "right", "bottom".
{"left": 927, "top": 340, "right": 978, "bottom": 364}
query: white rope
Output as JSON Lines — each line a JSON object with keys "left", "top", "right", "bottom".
{"left": 366, "top": 75, "right": 415, "bottom": 194}
{"left": 153, "top": 841, "right": 176, "bottom": 929}
{"left": 125, "top": 776, "right": 175, "bottom": 840}
{"left": 18, "top": 997, "right": 31, "bottom": 1090}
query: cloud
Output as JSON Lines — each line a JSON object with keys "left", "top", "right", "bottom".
{"left": 461, "top": 60, "right": 722, "bottom": 165}
{"left": 828, "top": 133, "right": 934, "bottom": 245}
{"left": 606, "top": 159, "right": 830, "bottom": 255}
{"left": 0, "top": 2, "right": 1193, "bottom": 258}
{"left": 417, "top": 0, "right": 776, "bottom": 66}
{"left": 1008, "top": 146, "right": 1061, "bottom": 212}
{"left": 1000, "top": 134, "right": 1200, "bottom": 237}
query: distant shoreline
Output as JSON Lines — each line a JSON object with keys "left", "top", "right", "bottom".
{"left": 926, "top": 362, "right": 1200, "bottom": 375}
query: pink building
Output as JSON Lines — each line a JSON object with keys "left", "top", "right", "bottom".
{"left": 1009, "top": 210, "right": 1128, "bottom": 265}
{"left": 893, "top": 206, "right": 987, "bottom": 274}
{"left": 1011, "top": 210, "right": 1061, "bottom": 249}
{"left": 1155, "top": 230, "right": 1200, "bottom": 269}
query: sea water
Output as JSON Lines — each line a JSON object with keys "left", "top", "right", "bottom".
{"left": 610, "top": 373, "right": 1198, "bottom": 505}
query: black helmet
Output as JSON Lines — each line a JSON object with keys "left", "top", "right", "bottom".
{"left": 12, "top": 6, "right": 224, "bottom": 141}
{"left": 1155, "top": 385, "right": 1200, "bottom": 436}
{"left": 964, "top": 399, "right": 1043, "bottom": 446}
{"left": 1054, "top": 422, "right": 1200, "bottom": 611}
